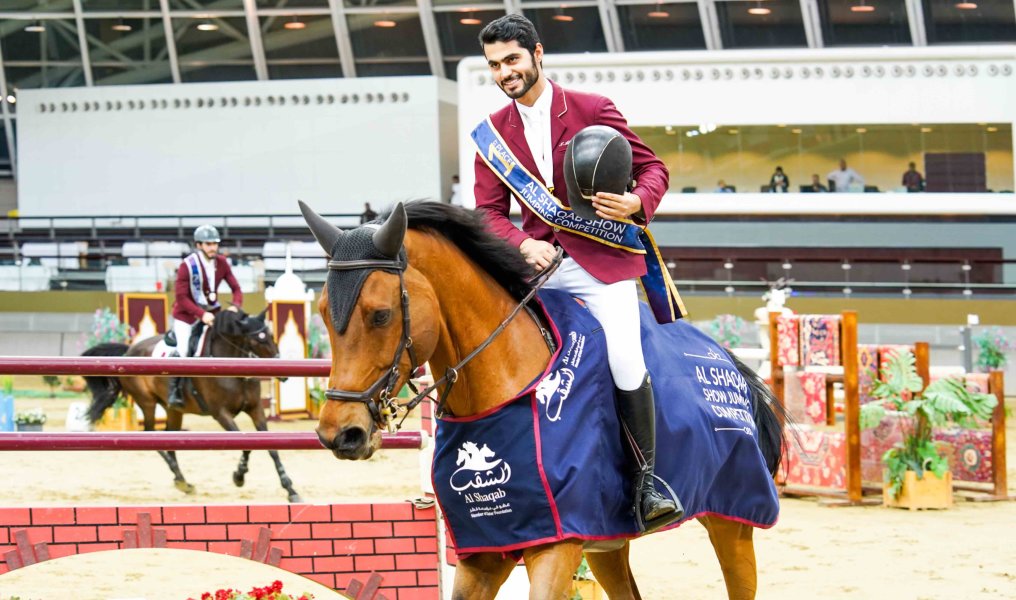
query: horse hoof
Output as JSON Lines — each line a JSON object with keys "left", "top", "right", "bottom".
{"left": 288, "top": 493, "right": 303, "bottom": 504}
{"left": 233, "top": 472, "right": 246, "bottom": 487}
{"left": 175, "top": 480, "right": 196, "bottom": 494}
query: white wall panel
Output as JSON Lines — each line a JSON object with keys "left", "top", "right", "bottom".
{"left": 17, "top": 76, "right": 457, "bottom": 217}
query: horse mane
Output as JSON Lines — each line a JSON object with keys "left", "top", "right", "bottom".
{"left": 390, "top": 201, "right": 535, "bottom": 301}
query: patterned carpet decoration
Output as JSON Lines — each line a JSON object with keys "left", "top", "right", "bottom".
{"left": 776, "top": 315, "right": 800, "bottom": 367}
{"left": 796, "top": 371, "right": 828, "bottom": 425}
{"left": 857, "top": 345, "right": 880, "bottom": 405}
{"left": 783, "top": 427, "right": 847, "bottom": 489}
{"left": 799, "top": 315, "right": 841, "bottom": 367}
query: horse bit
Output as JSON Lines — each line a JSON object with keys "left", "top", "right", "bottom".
{"left": 323, "top": 249, "right": 563, "bottom": 432}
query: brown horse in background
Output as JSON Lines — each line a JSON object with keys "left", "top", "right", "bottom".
{"left": 82, "top": 309, "right": 302, "bottom": 502}
{"left": 301, "top": 200, "right": 784, "bottom": 599}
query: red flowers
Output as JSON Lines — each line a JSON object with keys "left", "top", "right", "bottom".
{"left": 189, "top": 581, "right": 314, "bottom": 600}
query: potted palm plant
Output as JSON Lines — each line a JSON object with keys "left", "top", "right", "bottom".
{"left": 860, "top": 350, "right": 997, "bottom": 509}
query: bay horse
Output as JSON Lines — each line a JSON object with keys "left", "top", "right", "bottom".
{"left": 301, "top": 200, "right": 784, "bottom": 599}
{"left": 82, "top": 308, "right": 302, "bottom": 502}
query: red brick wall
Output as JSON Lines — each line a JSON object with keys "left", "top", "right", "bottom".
{"left": 0, "top": 502, "right": 439, "bottom": 600}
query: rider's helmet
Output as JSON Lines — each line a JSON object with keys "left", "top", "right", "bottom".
{"left": 193, "top": 225, "right": 221, "bottom": 244}
{"left": 563, "top": 125, "right": 633, "bottom": 221}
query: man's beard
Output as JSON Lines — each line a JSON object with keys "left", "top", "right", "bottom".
{"left": 499, "top": 64, "right": 539, "bottom": 99}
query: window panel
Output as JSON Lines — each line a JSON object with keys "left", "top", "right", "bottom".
{"left": 617, "top": 2, "right": 707, "bottom": 50}
{"left": 0, "top": 1, "right": 68, "bottom": 10}
{"left": 169, "top": 0, "right": 244, "bottom": 9}
{"left": 256, "top": 0, "right": 329, "bottom": 6}
{"left": 345, "top": 0, "right": 416, "bottom": 7}
{"left": 172, "top": 17, "right": 256, "bottom": 82}
{"left": 715, "top": 0, "right": 808, "bottom": 48}
{"left": 260, "top": 14, "right": 342, "bottom": 79}
{"left": 347, "top": 13, "right": 428, "bottom": 62}
{"left": 521, "top": 6, "right": 607, "bottom": 53}
{"left": 1, "top": 20, "right": 82, "bottom": 62}
{"left": 632, "top": 123, "right": 1014, "bottom": 194}
{"left": 1, "top": 19, "right": 85, "bottom": 90}
{"left": 818, "top": 0, "right": 912, "bottom": 45}
{"left": 86, "top": 18, "right": 173, "bottom": 85}
{"left": 922, "top": 0, "right": 1016, "bottom": 43}
{"left": 434, "top": 9, "right": 504, "bottom": 57}
{"left": 0, "top": 124, "right": 11, "bottom": 177}
{"left": 82, "top": 0, "right": 156, "bottom": 10}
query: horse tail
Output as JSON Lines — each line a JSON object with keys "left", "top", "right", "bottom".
{"left": 81, "top": 343, "right": 129, "bottom": 423}
{"left": 728, "top": 352, "right": 788, "bottom": 476}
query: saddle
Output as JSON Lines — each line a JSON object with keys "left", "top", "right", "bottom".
{"left": 162, "top": 323, "right": 206, "bottom": 358}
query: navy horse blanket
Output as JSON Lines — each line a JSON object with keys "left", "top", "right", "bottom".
{"left": 432, "top": 289, "right": 780, "bottom": 556}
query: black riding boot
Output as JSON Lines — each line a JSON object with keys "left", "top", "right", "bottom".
{"left": 166, "top": 377, "right": 185, "bottom": 410}
{"left": 616, "top": 373, "right": 683, "bottom": 533}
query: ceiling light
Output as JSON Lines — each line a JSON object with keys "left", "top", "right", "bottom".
{"left": 748, "top": 2, "right": 771, "bottom": 15}
{"left": 791, "top": 128, "right": 802, "bottom": 134}
{"left": 6, "top": 95, "right": 15, "bottom": 104}
{"left": 284, "top": 17, "right": 307, "bottom": 30}
{"left": 459, "top": 11, "right": 482, "bottom": 25}
{"left": 955, "top": 1, "right": 977, "bottom": 8}
{"left": 728, "top": 129, "right": 739, "bottom": 134}
{"left": 986, "top": 126, "right": 998, "bottom": 132}
{"left": 374, "top": 19, "right": 397, "bottom": 28}
{"left": 196, "top": 21, "right": 219, "bottom": 31}
{"left": 25, "top": 21, "right": 46, "bottom": 33}
{"left": 920, "top": 127, "right": 933, "bottom": 133}
{"left": 552, "top": 13, "right": 575, "bottom": 22}
{"left": 850, "top": 1, "right": 876, "bottom": 11}
{"left": 648, "top": 3, "right": 670, "bottom": 17}
{"left": 111, "top": 20, "right": 132, "bottom": 32}
{"left": 856, "top": 127, "right": 867, "bottom": 133}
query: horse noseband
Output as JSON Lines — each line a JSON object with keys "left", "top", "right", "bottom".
{"left": 323, "top": 255, "right": 419, "bottom": 431}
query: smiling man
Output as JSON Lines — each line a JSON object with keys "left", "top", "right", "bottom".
{"left": 471, "top": 14, "right": 681, "bottom": 533}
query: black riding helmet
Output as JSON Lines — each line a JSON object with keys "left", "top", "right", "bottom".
{"left": 563, "top": 125, "right": 633, "bottom": 221}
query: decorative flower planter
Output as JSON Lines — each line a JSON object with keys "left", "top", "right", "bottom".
{"left": 883, "top": 470, "right": 953, "bottom": 510}
{"left": 16, "top": 423, "right": 43, "bottom": 432}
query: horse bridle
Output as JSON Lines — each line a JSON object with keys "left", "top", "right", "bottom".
{"left": 322, "top": 249, "right": 563, "bottom": 432}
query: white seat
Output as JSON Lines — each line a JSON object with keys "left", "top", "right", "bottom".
{"left": 262, "top": 241, "right": 326, "bottom": 271}
{"left": 0, "top": 265, "right": 55, "bottom": 291}
{"left": 105, "top": 265, "right": 161, "bottom": 292}
{"left": 21, "top": 242, "right": 87, "bottom": 269}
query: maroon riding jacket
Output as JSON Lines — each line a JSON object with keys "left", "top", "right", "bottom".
{"left": 172, "top": 254, "right": 243, "bottom": 324}
{"left": 473, "top": 81, "right": 670, "bottom": 285}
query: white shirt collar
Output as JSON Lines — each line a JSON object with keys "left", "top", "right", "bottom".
{"left": 515, "top": 83, "right": 553, "bottom": 120}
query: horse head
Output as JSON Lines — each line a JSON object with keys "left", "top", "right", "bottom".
{"left": 212, "top": 308, "right": 278, "bottom": 359}
{"left": 300, "top": 201, "right": 441, "bottom": 460}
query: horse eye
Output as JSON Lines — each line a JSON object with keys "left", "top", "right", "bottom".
{"left": 372, "top": 309, "right": 392, "bottom": 328}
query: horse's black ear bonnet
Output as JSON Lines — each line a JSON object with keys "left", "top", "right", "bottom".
{"left": 325, "top": 226, "right": 406, "bottom": 335}
{"left": 563, "top": 125, "right": 633, "bottom": 221}
{"left": 299, "top": 201, "right": 407, "bottom": 335}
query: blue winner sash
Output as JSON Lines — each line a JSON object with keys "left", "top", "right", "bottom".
{"left": 472, "top": 119, "right": 686, "bottom": 323}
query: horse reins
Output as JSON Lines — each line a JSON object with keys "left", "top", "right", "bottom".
{"left": 323, "top": 248, "right": 564, "bottom": 432}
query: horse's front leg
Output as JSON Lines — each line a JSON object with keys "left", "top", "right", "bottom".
{"left": 522, "top": 539, "right": 584, "bottom": 600}
{"left": 585, "top": 542, "right": 642, "bottom": 600}
{"left": 452, "top": 551, "right": 515, "bottom": 600}
{"left": 699, "top": 515, "right": 757, "bottom": 600}
{"left": 247, "top": 406, "right": 302, "bottom": 503}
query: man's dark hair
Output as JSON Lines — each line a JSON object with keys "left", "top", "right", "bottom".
{"left": 479, "top": 15, "right": 541, "bottom": 55}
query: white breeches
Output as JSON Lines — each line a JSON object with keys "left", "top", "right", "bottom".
{"left": 173, "top": 319, "right": 195, "bottom": 358}
{"left": 545, "top": 257, "right": 647, "bottom": 391}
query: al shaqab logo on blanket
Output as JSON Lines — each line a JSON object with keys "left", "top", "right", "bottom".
{"left": 450, "top": 441, "right": 512, "bottom": 493}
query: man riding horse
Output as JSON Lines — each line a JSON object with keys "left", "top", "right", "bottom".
{"left": 167, "top": 224, "right": 244, "bottom": 409}
{"left": 473, "top": 15, "right": 686, "bottom": 533}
